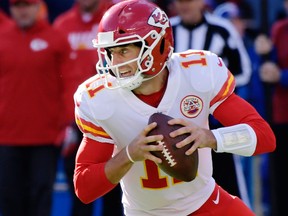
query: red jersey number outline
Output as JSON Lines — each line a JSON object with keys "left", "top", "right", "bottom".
{"left": 141, "top": 51, "right": 207, "bottom": 189}
{"left": 84, "top": 76, "right": 112, "bottom": 98}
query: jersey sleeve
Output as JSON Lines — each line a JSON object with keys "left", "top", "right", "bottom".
{"left": 207, "top": 52, "right": 236, "bottom": 113}
{"left": 73, "top": 82, "right": 117, "bottom": 203}
{"left": 74, "top": 81, "right": 114, "bottom": 144}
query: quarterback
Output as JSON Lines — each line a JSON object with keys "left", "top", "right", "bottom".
{"left": 73, "top": 1, "right": 276, "bottom": 215}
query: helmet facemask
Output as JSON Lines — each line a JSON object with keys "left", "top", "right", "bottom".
{"left": 93, "top": 28, "right": 169, "bottom": 90}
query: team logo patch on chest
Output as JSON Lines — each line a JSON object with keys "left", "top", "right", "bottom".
{"left": 180, "top": 95, "right": 203, "bottom": 118}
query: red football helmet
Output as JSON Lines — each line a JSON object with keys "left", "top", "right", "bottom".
{"left": 93, "top": 0, "right": 174, "bottom": 90}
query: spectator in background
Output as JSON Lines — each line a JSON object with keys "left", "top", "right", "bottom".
{"left": 53, "top": 0, "right": 123, "bottom": 215}
{"left": 169, "top": 0, "right": 252, "bottom": 207}
{"left": 170, "top": 0, "right": 251, "bottom": 90}
{"left": 151, "top": 0, "right": 176, "bottom": 17}
{"left": 0, "top": 0, "right": 73, "bottom": 216}
{"left": 214, "top": 2, "right": 276, "bottom": 215}
{"left": 258, "top": 17, "right": 288, "bottom": 216}
{"left": 275, "top": 0, "right": 288, "bottom": 20}
{"left": 0, "top": 9, "right": 13, "bottom": 31}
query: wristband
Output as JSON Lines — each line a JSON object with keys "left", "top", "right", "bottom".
{"left": 212, "top": 123, "right": 257, "bottom": 156}
{"left": 126, "top": 145, "right": 135, "bottom": 163}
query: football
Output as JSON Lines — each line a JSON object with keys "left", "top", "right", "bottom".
{"left": 147, "top": 113, "right": 198, "bottom": 182}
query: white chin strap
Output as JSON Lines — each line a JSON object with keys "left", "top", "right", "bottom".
{"left": 104, "top": 63, "right": 166, "bottom": 91}
{"left": 119, "top": 73, "right": 144, "bottom": 90}
{"left": 123, "top": 66, "right": 166, "bottom": 90}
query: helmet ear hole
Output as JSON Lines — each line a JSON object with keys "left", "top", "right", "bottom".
{"left": 119, "top": 29, "right": 126, "bottom": 34}
{"left": 160, "top": 38, "right": 165, "bottom": 54}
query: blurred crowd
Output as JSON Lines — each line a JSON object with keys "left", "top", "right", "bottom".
{"left": 0, "top": 0, "right": 287, "bottom": 216}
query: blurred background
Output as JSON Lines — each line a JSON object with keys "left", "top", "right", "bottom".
{"left": 0, "top": 0, "right": 287, "bottom": 216}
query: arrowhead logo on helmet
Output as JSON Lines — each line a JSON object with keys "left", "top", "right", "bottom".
{"left": 149, "top": 8, "right": 170, "bottom": 29}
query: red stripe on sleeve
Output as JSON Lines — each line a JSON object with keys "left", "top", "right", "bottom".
{"left": 75, "top": 115, "right": 111, "bottom": 139}
{"left": 210, "top": 71, "right": 235, "bottom": 107}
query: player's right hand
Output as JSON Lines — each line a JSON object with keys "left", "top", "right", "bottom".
{"left": 126, "top": 122, "right": 164, "bottom": 164}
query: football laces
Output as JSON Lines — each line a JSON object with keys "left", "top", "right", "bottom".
{"left": 157, "top": 140, "right": 177, "bottom": 167}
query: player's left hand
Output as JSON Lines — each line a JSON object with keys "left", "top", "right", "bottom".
{"left": 168, "top": 118, "right": 217, "bottom": 155}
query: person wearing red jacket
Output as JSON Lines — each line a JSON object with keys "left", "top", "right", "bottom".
{"left": 53, "top": 1, "right": 124, "bottom": 216}
{"left": 0, "top": 0, "right": 73, "bottom": 216}
{"left": 259, "top": 18, "right": 288, "bottom": 216}
{"left": 0, "top": 9, "right": 13, "bottom": 32}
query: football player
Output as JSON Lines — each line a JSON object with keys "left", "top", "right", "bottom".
{"left": 73, "top": 0, "right": 276, "bottom": 215}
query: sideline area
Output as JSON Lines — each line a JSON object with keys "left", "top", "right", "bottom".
{"left": 51, "top": 158, "right": 102, "bottom": 216}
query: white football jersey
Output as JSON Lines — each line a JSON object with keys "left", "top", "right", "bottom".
{"left": 74, "top": 50, "right": 235, "bottom": 215}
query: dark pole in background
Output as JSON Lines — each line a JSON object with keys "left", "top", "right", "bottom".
{"left": 260, "top": 0, "right": 270, "bottom": 34}
{"left": 260, "top": 0, "right": 273, "bottom": 124}
{"left": 260, "top": 1, "right": 277, "bottom": 216}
